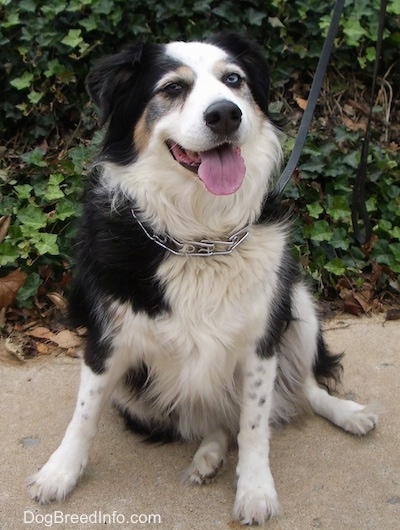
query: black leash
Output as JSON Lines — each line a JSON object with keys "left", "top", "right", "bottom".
{"left": 351, "top": 0, "right": 387, "bottom": 244}
{"left": 274, "top": 0, "right": 345, "bottom": 196}
{"left": 274, "top": 0, "right": 387, "bottom": 246}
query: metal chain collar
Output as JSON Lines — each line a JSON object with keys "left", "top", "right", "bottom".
{"left": 131, "top": 209, "right": 249, "bottom": 257}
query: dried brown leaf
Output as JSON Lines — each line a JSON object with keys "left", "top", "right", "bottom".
{"left": 348, "top": 99, "right": 370, "bottom": 114}
{"left": 388, "top": 142, "right": 399, "bottom": 153}
{"left": 343, "top": 296, "right": 362, "bottom": 316}
{"left": 46, "top": 292, "right": 68, "bottom": 312}
{"left": 353, "top": 293, "right": 373, "bottom": 314}
{"left": 0, "top": 269, "right": 28, "bottom": 309}
{"left": 338, "top": 287, "right": 353, "bottom": 300}
{"left": 0, "top": 216, "right": 11, "bottom": 244}
{"left": 385, "top": 308, "right": 400, "bottom": 321}
{"left": 36, "top": 342, "right": 50, "bottom": 355}
{"left": 342, "top": 115, "right": 367, "bottom": 132}
{"left": 27, "top": 326, "right": 57, "bottom": 341}
{"left": 27, "top": 326, "right": 81, "bottom": 350}
{"left": 52, "top": 329, "right": 81, "bottom": 349}
{"left": 295, "top": 95, "right": 308, "bottom": 110}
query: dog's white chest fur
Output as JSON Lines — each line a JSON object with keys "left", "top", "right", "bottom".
{"left": 109, "top": 225, "right": 284, "bottom": 436}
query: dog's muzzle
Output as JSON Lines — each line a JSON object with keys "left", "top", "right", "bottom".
{"left": 167, "top": 100, "right": 246, "bottom": 196}
{"left": 204, "top": 100, "right": 242, "bottom": 136}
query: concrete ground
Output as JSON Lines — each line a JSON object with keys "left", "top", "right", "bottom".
{"left": 0, "top": 314, "right": 399, "bottom": 530}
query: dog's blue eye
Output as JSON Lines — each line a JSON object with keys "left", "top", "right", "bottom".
{"left": 224, "top": 73, "right": 243, "bottom": 87}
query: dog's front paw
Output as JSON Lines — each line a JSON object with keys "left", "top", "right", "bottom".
{"left": 183, "top": 448, "right": 224, "bottom": 485}
{"left": 233, "top": 476, "right": 280, "bottom": 525}
{"left": 28, "top": 451, "right": 86, "bottom": 504}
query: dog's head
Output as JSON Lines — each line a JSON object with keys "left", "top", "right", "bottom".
{"left": 87, "top": 33, "right": 279, "bottom": 198}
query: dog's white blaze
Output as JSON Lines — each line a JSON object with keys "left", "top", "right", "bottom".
{"left": 163, "top": 42, "right": 253, "bottom": 152}
{"left": 165, "top": 41, "right": 229, "bottom": 72}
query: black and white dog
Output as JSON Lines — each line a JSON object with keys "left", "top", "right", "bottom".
{"left": 29, "top": 34, "right": 377, "bottom": 524}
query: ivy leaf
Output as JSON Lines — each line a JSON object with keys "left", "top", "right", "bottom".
{"left": 331, "top": 227, "right": 350, "bottom": 251}
{"left": 10, "top": 71, "right": 34, "bottom": 90}
{"left": 45, "top": 174, "right": 65, "bottom": 201}
{"left": 326, "top": 195, "right": 350, "bottom": 221}
{"left": 307, "top": 202, "right": 324, "bottom": 219}
{"left": 44, "top": 59, "right": 65, "bottom": 78}
{"left": 388, "top": 0, "right": 400, "bottom": 15}
{"left": 309, "top": 220, "right": 333, "bottom": 243}
{"left": 342, "top": 151, "right": 360, "bottom": 169}
{"left": 45, "top": 188, "right": 65, "bottom": 201}
{"left": 324, "top": 258, "right": 346, "bottom": 276}
{"left": 14, "top": 184, "right": 33, "bottom": 200}
{"left": 371, "top": 239, "right": 394, "bottom": 268}
{"left": 34, "top": 233, "right": 59, "bottom": 256}
{"left": 20, "top": 0, "right": 36, "bottom": 12}
{"left": 79, "top": 15, "right": 98, "bottom": 32}
{"left": 389, "top": 242, "right": 400, "bottom": 262}
{"left": 342, "top": 18, "right": 366, "bottom": 47}
{"left": 300, "top": 159, "right": 325, "bottom": 176}
{"left": 248, "top": 9, "right": 267, "bottom": 26}
{"left": 17, "top": 205, "right": 48, "bottom": 230}
{"left": 20, "top": 148, "right": 47, "bottom": 167}
{"left": 55, "top": 199, "right": 77, "bottom": 221}
{"left": 61, "top": 29, "right": 83, "bottom": 48}
{"left": 16, "top": 272, "right": 42, "bottom": 307}
{"left": 0, "top": 241, "right": 21, "bottom": 267}
{"left": 268, "top": 16, "right": 284, "bottom": 28}
{"left": 365, "top": 46, "right": 376, "bottom": 63}
{"left": 2, "top": 11, "right": 21, "bottom": 28}
{"left": 28, "top": 90, "right": 44, "bottom": 104}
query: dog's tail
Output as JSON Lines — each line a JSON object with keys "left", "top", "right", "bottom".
{"left": 313, "top": 331, "right": 344, "bottom": 391}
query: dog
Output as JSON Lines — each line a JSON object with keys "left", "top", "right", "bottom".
{"left": 29, "top": 33, "right": 378, "bottom": 525}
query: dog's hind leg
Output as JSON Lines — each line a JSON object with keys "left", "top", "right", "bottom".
{"left": 183, "top": 428, "right": 229, "bottom": 485}
{"left": 304, "top": 376, "right": 378, "bottom": 435}
{"left": 304, "top": 330, "right": 379, "bottom": 436}
{"left": 29, "top": 359, "right": 126, "bottom": 503}
{"left": 288, "top": 282, "right": 378, "bottom": 436}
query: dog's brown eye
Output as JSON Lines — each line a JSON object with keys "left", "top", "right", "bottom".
{"left": 224, "top": 73, "right": 243, "bottom": 88}
{"left": 163, "top": 82, "right": 185, "bottom": 96}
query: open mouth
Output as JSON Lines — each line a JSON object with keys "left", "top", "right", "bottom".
{"left": 167, "top": 141, "right": 202, "bottom": 174}
{"left": 166, "top": 140, "right": 246, "bottom": 196}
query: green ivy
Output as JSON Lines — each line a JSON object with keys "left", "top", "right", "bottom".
{"left": 0, "top": 0, "right": 399, "bottom": 306}
{"left": 289, "top": 126, "right": 400, "bottom": 290}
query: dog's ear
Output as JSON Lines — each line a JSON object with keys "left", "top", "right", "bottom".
{"left": 86, "top": 44, "right": 146, "bottom": 126}
{"left": 206, "top": 33, "right": 271, "bottom": 115}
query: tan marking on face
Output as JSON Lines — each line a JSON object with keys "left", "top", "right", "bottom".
{"left": 133, "top": 110, "right": 152, "bottom": 153}
{"left": 155, "top": 65, "right": 195, "bottom": 91}
{"left": 212, "top": 59, "right": 231, "bottom": 79}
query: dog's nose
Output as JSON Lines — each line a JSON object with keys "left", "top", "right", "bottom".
{"left": 204, "top": 101, "right": 242, "bottom": 135}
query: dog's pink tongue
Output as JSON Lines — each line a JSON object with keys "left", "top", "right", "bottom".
{"left": 198, "top": 145, "right": 246, "bottom": 195}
